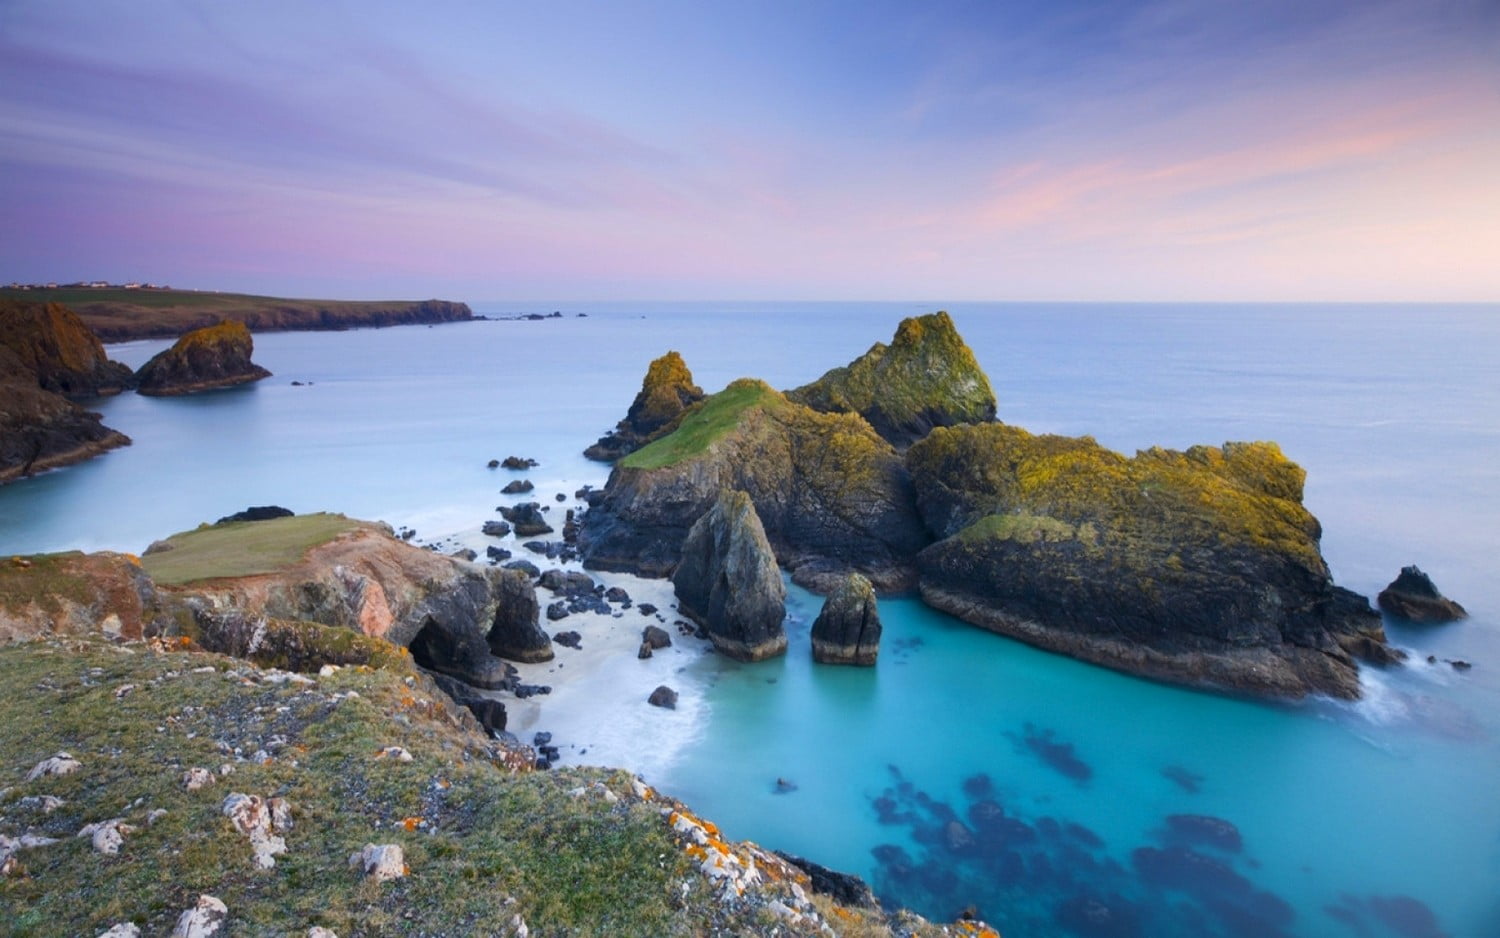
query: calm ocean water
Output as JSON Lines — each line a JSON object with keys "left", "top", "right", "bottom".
{"left": 2, "top": 303, "right": 1497, "bottom": 936}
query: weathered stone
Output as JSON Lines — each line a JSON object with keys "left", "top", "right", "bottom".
{"left": 1377, "top": 566, "right": 1468, "bottom": 623}
{"left": 482, "top": 520, "right": 512, "bottom": 538}
{"left": 642, "top": 625, "right": 672, "bottom": 649}
{"left": 501, "top": 479, "right": 534, "bottom": 494}
{"left": 222, "top": 793, "right": 288, "bottom": 869}
{"left": 135, "top": 320, "right": 272, "bottom": 395}
{"left": 672, "top": 490, "right": 787, "bottom": 661}
{"left": 26, "top": 752, "right": 81, "bottom": 781}
{"left": 811, "top": 573, "right": 881, "bottom": 665}
{"left": 96, "top": 924, "right": 141, "bottom": 938}
{"left": 182, "top": 767, "right": 215, "bottom": 791}
{"left": 499, "top": 502, "right": 553, "bottom": 537}
{"left": 350, "top": 843, "right": 405, "bottom": 882}
{"left": 171, "top": 894, "right": 228, "bottom": 938}
{"left": 647, "top": 685, "right": 678, "bottom": 709}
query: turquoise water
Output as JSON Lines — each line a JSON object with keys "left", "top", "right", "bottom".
{"left": 1, "top": 303, "right": 1497, "bottom": 936}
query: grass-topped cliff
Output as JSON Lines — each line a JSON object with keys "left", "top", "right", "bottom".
{"left": 585, "top": 352, "right": 707, "bottom": 463}
{"left": 787, "top": 311, "right": 997, "bottom": 448}
{"left": 141, "top": 513, "right": 363, "bottom": 586}
{"left": 0, "top": 288, "right": 473, "bottom": 342}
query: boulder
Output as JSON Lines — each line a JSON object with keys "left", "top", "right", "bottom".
{"left": 642, "top": 625, "right": 672, "bottom": 649}
{"left": 786, "top": 311, "right": 996, "bottom": 449}
{"left": 171, "top": 895, "right": 228, "bottom": 938}
{"left": 585, "top": 351, "right": 706, "bottom": 461}
{"left": 647, "top": 685, "right": 678, "bottom": 709}
{"left": 908, "top": 426, "right": 1394, "bottom": 699}
{"left": 482, "top": 520, "right": 512, "bottom": 538}
{"left": 1377, "top": 566, "right": 1468, "bottom": 623}
{"left": 0, "top": 299, "right": 134, "bottom": 397}
{"left": 671, "top": 490, "right": 787, "bottom": 661}
{"left": 810, "top": 573, "right": 881, "bottom": 665}
{"left": 581, "top": 379, "right": 927, "bottom": 590}
{"left": 501, "top": 479, "right": 534, "bottom": 494}
{"left": 499, "top": 502, "right": 554, "bottom": 537}
{"left": 350, "top": 843, "right": 405, "bottom": 882}
{"left": 553, "top": 630, "right": 582, "bottom": 648}
{"left": 134, "top": 320, "right": 272, "bottom": 395}
{"left": 501, "top": 456, "right": 538, "bottom": 469}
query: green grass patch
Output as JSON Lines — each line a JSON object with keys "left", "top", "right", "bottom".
{"left": 141, "top": 514, "right": 361, "bottom": 586}
{"left": 620, "top": 378, "right": 783, "bottom": 470}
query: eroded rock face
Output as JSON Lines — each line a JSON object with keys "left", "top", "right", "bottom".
{"left": 672, "top": 490, "right": 787, "bottom": 661}
{"left": 908, "top": 425, "right": 1392, "bottom": 699}
{"left": 1377, "top": 566, "right": 1468, "bottom": 623}
{"left": 0, "top": 343, "right": 130, "bottom": 483}
{"left": 0, "top": 299, "right": 134, "bottom": 397}
{"left": 584, "top": 351, "right": 705, "bottom": 462}
{"left": 810, "top": 573, "right": 881, "bottom": 665}
{"left": 787, "top": 311, "right": 996, "bottom": 449}
{"left": 582, "top": 380, "right": 927, "bottom": 591}
{"left": 0, "top": 551, "right": 167, "bottom": 644}
{"left": 135, "top": 320, "right": 272, "bottom": 396}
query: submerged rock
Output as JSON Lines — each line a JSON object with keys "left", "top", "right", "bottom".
{"left": 672, "top": 490, "right": 787, "bottom": 661}
{"left": 787, "top": 311, "right": 996, "bottom": 449}
{"left": 1377, "top": 566, "right": 1468, "bottom": 623}
{"left": 909, "top": 426, "right": 1393, "bottom": 699}
{"left": 811, "top": 573, "right": 882, "bottom": 665}
{"left": 135, "top": 319, "right": 272, "bottom": 395}
{"left": 584, "top": 351, "right": 705, "bottom": 462}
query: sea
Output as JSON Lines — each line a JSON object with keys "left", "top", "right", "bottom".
{"left": 1, "top": 302, "right": 1496, "bottom": 938}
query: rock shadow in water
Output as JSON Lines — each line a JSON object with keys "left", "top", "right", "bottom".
{"left": 1006, "top": 722, "right": 1093, "bottom": 783}
{"left": 1325, "top": 893, "right": 1452, "bottom": 938}
{"left": 1161, "top": 764, "right": 1204, "bottom": 793}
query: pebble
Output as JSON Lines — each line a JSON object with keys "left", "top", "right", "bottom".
{"left": 26, "top": 752, "right": 81, "bottom": 781}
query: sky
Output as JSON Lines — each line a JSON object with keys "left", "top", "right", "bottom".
{"left": 1, "top": 0, "right": 1497, "bottom": 301}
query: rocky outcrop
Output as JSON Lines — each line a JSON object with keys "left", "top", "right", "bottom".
{"left": 810, "top": 573, "right": 882, "bottom": 665}
{"left": 672, "top": 490, "right": 787, "bottom": 661}
{"left": 134, "top": 320, "right": 272, "bottom": 396}
{"left": 0, "top": 299, "right": 134, "bottom": 397}
{"left": 908, "top": 425, "right": 1394, "bottom": 699}
{"left": 154, "top": 517, "right": 551, "bottom": 686}
{"left": 787, "top": 312, "right": 996, "bottom": 448}
{"left": 0, "top": 348, "right": 132, "bottom": 482}
{"left": 0, "top": 550, "right": 169, "bottom": 644}
{"left": 584, "top": 351, "right": 705, "bottom": 461}
{"left": 581, "top": 380, "right": 928, "bottom": 591}
{"left": 1377, "top": 566, "right": 1468, "bottom": 623}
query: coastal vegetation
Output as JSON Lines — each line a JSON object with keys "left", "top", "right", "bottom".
{"left": 140, "top": 513, "right": 363, "bottom": 586}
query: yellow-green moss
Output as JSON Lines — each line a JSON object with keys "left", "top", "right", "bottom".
{"left": 956, "top": 513, "right": 1078, "bottom": 545}
{"left": 141, "top": 513, "right": 362, "bottom": 586}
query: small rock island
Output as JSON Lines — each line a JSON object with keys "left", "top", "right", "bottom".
{"left": 135, "top": 319, "right": 273, "bottom": 395}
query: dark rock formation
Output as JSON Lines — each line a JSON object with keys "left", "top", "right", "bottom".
{"left": 787, "top": 311, "right": 996, "bottom": 449}
{"left": 216, "top": 506, "right": 295, "bottom": 524}
{"left": 134, "top": 320, "right": 272, "bottom": 395}
{"left": 647, "top": 685, "right": 678, "bottom": 709}
{"left": 0, "top": 346, "right": 131, "bottom": 483}
{"left": 552, "top": 630, "right": 581, "bottom": 649}
{"left": 0, "top": 299, "right": 134, "bottom": 397}
{"left": 482, "top": 520, "right": 512, "bottom": 538}
{"left": 501, "top": 479, "right": 534, "bottom": 494}
{"left": 671, "top": 490, "right": 787, "bottom": 661}
{"left": 908, "top": 425, "right": 1394, "bottom": 699}
{"left": 775, "top": 852, "right": 879, "bottom": 909}
{"left": 499, "top": 502, "right": 553, "bottom": 537}
{"left": 1377, "top": 566, "right": 1468, "bottom": 623}
{"left": 584, "top": 351, "right": 705, "bottom": 461}
{"left": 811, "top": 573, "right": 882, "bottom": 665}
{"left": 501, "top": 456, "right": 538, "bottom": 469}
{"left": 642, "top": 625, "right": 672, "bottom": 649}
{"left": 581, "top": 379, "right": 927, "bottom": 591}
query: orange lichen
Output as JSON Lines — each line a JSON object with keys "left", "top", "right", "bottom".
{"left": 401, "top": 817, "right": 422, "bottom": 832}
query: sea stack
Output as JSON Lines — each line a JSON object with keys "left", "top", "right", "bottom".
{"left": 1378, "top": 566, "right": 1468, "bottom": 623}
{"left": 584, "top": 350, "right": 705, "bottom": 462}
{"left": 811, "top": 573, "right": 882, "bottom": 665}
{"left": 672, "top": 489, "right": 787, "bottom": 661}
{"left": 135, "top": 320, "right": 272, "bottom": 396}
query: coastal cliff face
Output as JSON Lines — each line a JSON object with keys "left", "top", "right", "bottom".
{"left": 584, "top": 351, "right": 706, "bottom": 462}
{"left": 787, "top": 311, "right": 997, "bottom": 448}
{"left": 672, "top": 489, "right": 788, "bottom": 661}
{"left": 580, "top": 379, "right": 928, "bottom": 591}
{"left": 134, "top": 320, "right": 272, "bottom": 395}
{"left": 0, "top": 299, "right": 134, "bottom": 397}
{"left": 0, "top": 550, "right": 169, "bottom": 644}
{"left": 908, "top": 425, "right": 1393, "bottom": 698}
{"left": 142, "top": 514, "right": 552, "bottom": 688}
{"left": 0, "top": 329, "right": 131, "bottom": 484}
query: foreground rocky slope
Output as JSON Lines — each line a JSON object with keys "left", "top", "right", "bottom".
{"left": 581, "top": 379, "right": 928, "bottom": 591}
{"left": 134, "top": 320, "right": 272, "bottom": 395}
{"left": 908, "top": 426, "right": 1394, "bottom": 698}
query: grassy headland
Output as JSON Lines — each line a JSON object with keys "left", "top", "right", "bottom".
{"left": 140, "top": 514, "right": 363, "bottom": 586}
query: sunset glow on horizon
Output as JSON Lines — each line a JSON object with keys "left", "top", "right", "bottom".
{"left": 2, "top": 0, "right": 1497, "bottom": 301}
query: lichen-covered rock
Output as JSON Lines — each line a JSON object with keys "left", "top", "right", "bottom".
{"left": 787, "top": 311, "right": 996, "bottom": 448}
{"left": 221, "top": 792, "right": 290, "bottom": 869}
{"left": 810, "top": 573, "right": 881, "bottom": 665}
{"left": 908, "top": 424, "right": 1393, "bottom": 699}
{"left": 0, "top": 549, "right": 171, "bottom": 643}
{"left": 0, "top": 345, "right": 131, "bottom": 483}
{"left": 585, "top": 351, "right": 705, "bottom": 461}
{"left": 0, "top": 299, "right": 134, "bottom": 397}
{"left": 96, "top": 924, "right": 140, "bottom": 938}
{"left": 672, "top": 490, "right": 786, "bottom": 661}
{"left": 1377, "top": 566, "right": 1468, "bottom": 623}
{"left": 582, "top": 380, "right": 927, "bottom": 590}
{"left": 26, "top": 751, "right": 82, "bottom": 781}
{"left": 134, "top": 319, "right": 271, "bottom": 396}
{"left": 171, "top": 894, "right": 228, "bottom": 938}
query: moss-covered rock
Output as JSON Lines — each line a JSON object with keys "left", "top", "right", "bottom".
{"left": 787, "top": 311, "right": 996, "bottom": 448}
{"left": 0, "top": 299, "right": 134, "bottom": 397}
{"left": 584, "top": 351, "right": 705, "bottom": 462}
{"left": 581, "top": 380, "right": 928, "bottom": 590}
{"left": 810, "top": 573, "right": 881, "bottom": 666}
{"left": 672, "top": 490, "right": 787, "bottom": 661}
{"left": 908, "top": 424, "right": 1393, "bottom": 699}
{"left": 134, "top": 319, "right": 272, "bottom": 396}
{"left": 0, "top": 346, "right": 132, "bottom": 483}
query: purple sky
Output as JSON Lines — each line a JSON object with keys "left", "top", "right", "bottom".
{"left": 2, "top": 1, "right": 1497, "bottom": 301}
